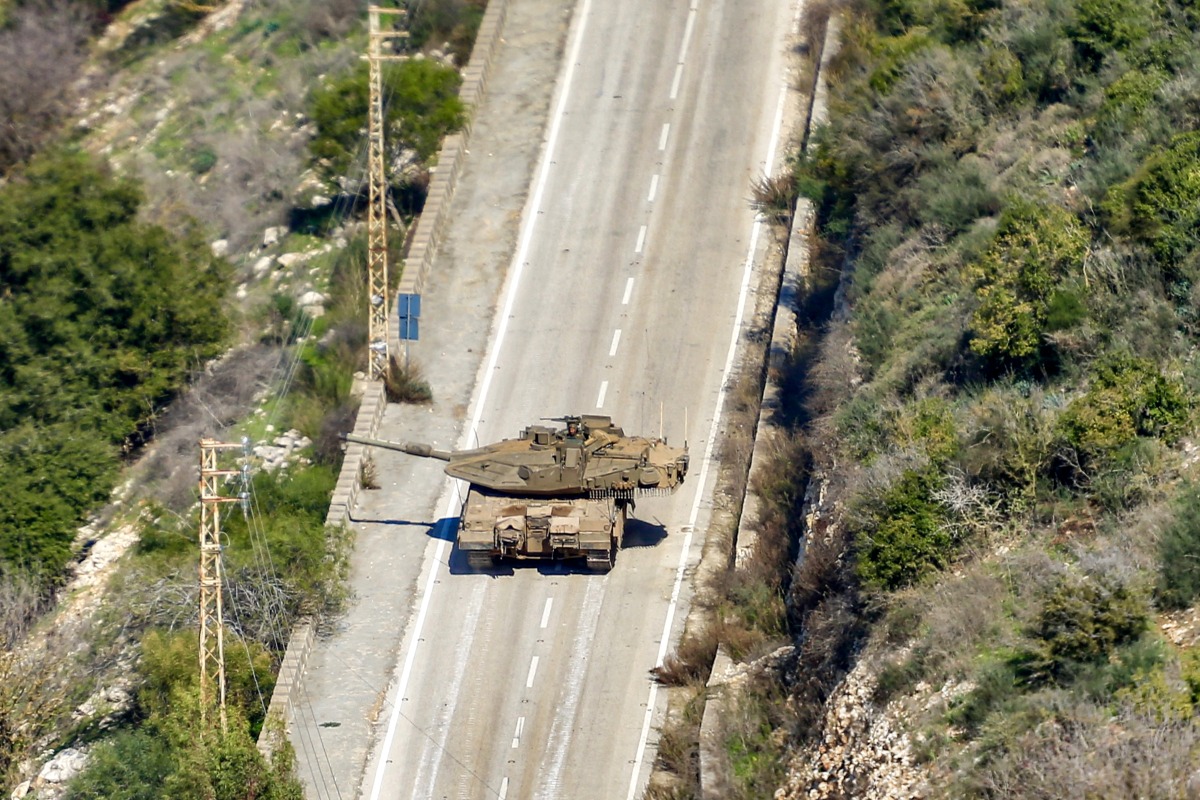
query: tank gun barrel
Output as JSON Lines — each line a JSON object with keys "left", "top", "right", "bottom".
{"left": 344, "top": 433, "right": 452, "bottom": 461}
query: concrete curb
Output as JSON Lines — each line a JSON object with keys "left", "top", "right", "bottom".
{"left": 325, "top": 380, "right": 387, "bottom": 529}
{"left": 733, "top": 200, "right": 815, "bottom": 571}
{"left": 696, "top": 14, "right": 839, "bottom": 799}
{"left": 257, "top": 621, "right": 315, "bottom": 760}
{"left": 256, "top": 0, "right": 511, "bottom": 767}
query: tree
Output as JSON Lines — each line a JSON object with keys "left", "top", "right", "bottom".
{"left": 0, "top": 149, "right": 230, "bottom": 578}
{"left": 309, "top": 59, "right": 465, "bottom": 178}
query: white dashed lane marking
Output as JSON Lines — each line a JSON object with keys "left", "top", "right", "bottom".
{"left": 540, "top": 597, "right": 554, "bottom": 628}
{"left": 658, "top": 123, "right": 670, "bottom": 151}
{"left": 526, "top": 656, "right": 539, "bottom": 689}
{"left": 511, "top": 717, "right": 524, "bottom": 749}
{"left": 622, "top": 278, "right": 634, "bottom": 305}
{"left": 596, "top": 381, "right": 608, "bottom": 408}
{"left": 647, "top": 175, "right": 659, "bottom": 202}
{"left": 609, "top": 329, "right": 622, "bottom": 357}
{"left": 635, "top": 225, "right": 647, "bottom": 254}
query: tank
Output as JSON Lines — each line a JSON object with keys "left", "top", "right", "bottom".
{"left": 346, "top": 414, "right": 689, "bottom": 571}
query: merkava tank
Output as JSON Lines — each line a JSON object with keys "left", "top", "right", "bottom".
{"left": 347, "top": 414, "right": 689, "bottom": 571}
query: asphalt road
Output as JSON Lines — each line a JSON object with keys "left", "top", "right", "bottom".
{"left": 294, "top": 1, "right": 798, "bottom": 798}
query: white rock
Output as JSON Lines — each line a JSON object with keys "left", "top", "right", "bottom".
{"left": 211, "top": 239, "right": 229, "bottom": 257}
{"left": 311, "top": 194, "right": 331, "bottom": 208}
{"left": 277, "top": 252, "right": 309, "bottom": 268}
{"left": 236, "top": 284, "right": 248, "bottom": 300}
{"left": 301, "top": 304, "right": 326, "bottom": 318}
{"left": 263, "top": 226, "right": 285, "bottom": 247}
{"left": 252, "top": 256, "right": 274, "bottom": 277}
{"left": 254, "top": 445, "right": 287, "bottom": 464}
{"left": 38, "top": 748, "right": 87, "bottom": 784}
{"left": 298, "top": 290, "right": 327, "bottom": 306}
{"left": 11, "top": 780, "right": 31, "bottom": 799}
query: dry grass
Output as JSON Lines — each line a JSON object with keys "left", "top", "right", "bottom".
{"left": 653, "top": 626, "right": 720, "bottom": 687}
{"left": 360, "top": 454, "right": 380, "bottom": 490}
{"left": 384, "top": 356, "right": 433, "bottom": 404}
{"left": 0, "top": 0, "right": 92, "bottom": 172}
{"left": 750, "top": 172, "right": 798, "bottom": 226}
{"left": 645, "top": 685, "right": 706, "bottom": 800}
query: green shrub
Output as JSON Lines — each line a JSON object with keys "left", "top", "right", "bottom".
{"left": 1093, "top": 68, "right": 1166, "bottom": 140}
{"left": 977, "top": 45, "right": 1025, "bottom": 109}
{"left": 1069, "top": 0, "right": 1154, "bottom": 66}
{"left": 309, "top": 59, "right": 465, "bottom": 176}
{"left": 1103, "top": 132, "right": 1200, "bottom": 280}
{"left": 65, "top": 729, "right": 176, "bottom": 800}
{"left": 70, "top": 628, "right": 299, "bottom": 800}
{"left": 407, "top": 0, "right": 486, "bottom": 64}
{"left": 190, "top": 146, "right": 217, "bottom": 175}
{"left": 961, "top": 386, "right": 1059, "bottom": 503}
{"left": 835, "top": 392, "right": 892, "bottom": 462}
{"left": 0, "top": 149, "right": 228, "bottom": 578}
{"left": 946, "top": 656, "right": 1021, "bottom": 734}
{"left": 1156, "top": 482, "right": 1200, "bottom": 609}
{"left": 866, "top": 29, "right": 937, "bottom": 93}
{"left": 855, "top": 468, "right": 952, "bottom": 590}
{"left": 968, "top": 199, "right": 1089, "bottom": 369}
{"left": 894, "top": 397, "right": 960, "bottom": 463}
{"left": 914, "top": 155, "right": 1000, "bottom": 234}
{"left": 1058, "top": 353, "right": 1190, "bottom": 459}
{"left": 1023, "top": 572, "right": 1148, "bottom": 683}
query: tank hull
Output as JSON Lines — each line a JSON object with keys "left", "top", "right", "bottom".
{"left": 457, "top": 488, "right": 625, "bottom": 572}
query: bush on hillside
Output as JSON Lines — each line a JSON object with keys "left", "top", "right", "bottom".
{"left": 1156, "top": 482, "right": 1200, "bottom": 609}
{"left": 855, "top": 468, "right": 952, "bottom": 591}
{"left": 407, "top": 0, "right": 487, "bottom": 65}
{"left": 968, "top": 199, "right": 1089, "bottom": 370}
{"left": 0, "top": 150, "right": 229, "bottom": 579}
{"left": 1103, "top": 131, "right": 1200, "bottom": 283}
{"left": 1058, "top": 354, "right": 1190, "bottom": 460}
{"left": 309, "top": 59, "right": 465, "bottom": 178}
{"left": 1020, "top": 571, "right": 1149, "bottom": 684}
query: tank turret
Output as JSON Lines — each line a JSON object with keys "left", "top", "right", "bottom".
{"left": 345, "top": 414, "right": 689, "bottom": 500}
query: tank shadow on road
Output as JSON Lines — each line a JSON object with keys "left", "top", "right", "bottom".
{"left": 622, "top": 516, "right": 669, "bottom": 549}
{"left": 348, "top": 514, "right": 448, "bottom": 539}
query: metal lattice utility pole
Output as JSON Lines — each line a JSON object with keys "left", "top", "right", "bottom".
{"left": 366, "top": 5, "right": 409, "bottom": 381}
{"left": 198, "top": 439, "right": 245, "bottom": 734}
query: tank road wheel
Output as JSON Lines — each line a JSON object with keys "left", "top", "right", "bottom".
{"left": 466, "top": 551, "right": 497, "bottom": 571}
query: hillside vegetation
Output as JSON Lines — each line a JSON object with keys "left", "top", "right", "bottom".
{"left": 0, "top": 151, "right": 229, "bottom": 583}
{"left": 757, "top": 0, "right": 1200, "bottom": 794}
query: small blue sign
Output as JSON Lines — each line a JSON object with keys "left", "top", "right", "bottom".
{"left": 398, "top": 293, "right": 421, "bottom": 319}
{"left": 397, "top": 293, "right": 421, "bottom": 341}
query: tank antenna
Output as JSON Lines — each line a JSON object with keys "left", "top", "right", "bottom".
{"left": 659, "top": 401, "right": 664, "bottom": 441}
{"left": 685, "top": 406, "right": 689, "bottom": 449}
